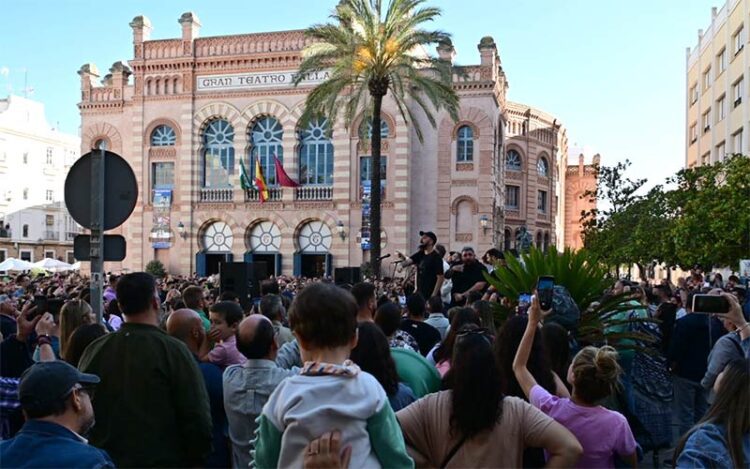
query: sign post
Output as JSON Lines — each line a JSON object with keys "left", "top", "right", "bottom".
{"left": 89, "top": 149, "right": 105, "bottom": 322}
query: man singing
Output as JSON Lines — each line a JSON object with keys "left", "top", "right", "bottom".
{"left": 396, "top": 231, "right": 444, "bottom": 301}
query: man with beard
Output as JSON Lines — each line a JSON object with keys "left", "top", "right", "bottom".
{"left": 396, "top": 231, "right": 444, "bottom": 301}
{"left": 444, "top": 246, "right": 488, "bottom": 307}
{"left": 0, "top": 361, "right": 114, "bottom": 468}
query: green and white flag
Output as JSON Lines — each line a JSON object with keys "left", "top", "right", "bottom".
{"left": 239, "top": 158, "right": 251, "bottom": 190}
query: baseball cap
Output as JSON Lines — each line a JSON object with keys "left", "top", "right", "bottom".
{"left": 419, "top": 231, "right": 437, "bottom": 244}
{"left": 19, "top": 361, "right": 100, "bottom": 411}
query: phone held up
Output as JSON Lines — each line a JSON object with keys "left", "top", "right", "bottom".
{"left": 536, "top": 276, "right": 555, "bottom": 311}
{"left": 691, "top": 294, "right": 729, "bottom": 314}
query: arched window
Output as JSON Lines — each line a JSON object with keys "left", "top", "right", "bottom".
{"left": 537, "top": 156, "right": 549, "bottom": 177}
{"left": 536, "top": 231, "right": 542, "bottom": 247}
{"left": 250, "top": 117, "right": 283, "bottom": 186}
{"left": 360, "top": 118, "right": 390, "bottom": 139}
{"left": 456, "top": 125, "right": 474, "bottom": 162}
{"left": 150, "top": 125, "right": 176, "bottom": 146}
{"left": 93, "top": 139, "right": 108, "bottom": 151}
{"left": 299, "top": 118, "right": 333, "bottom": 186}
{"left": 544, "top": 232, "right": 550, "bottom": 251}
{"left": 455, "top": 199, "right": 473, "bottom": 233}
{"left": 22, "top": 224, "right": 29, "bottom": 237}
{"left": 202, "top": 119, "right": 235, "bottom": 188}
{"left": 506, "top": 150, "right": 522, "bottom": 171}
{"left": 503, "top": 228, "right": 512, "bottom": 251}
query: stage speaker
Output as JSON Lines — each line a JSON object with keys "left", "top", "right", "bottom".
{"left": 220, "top": 262, "right": 269, "bottom": 310}
{"left": 334, "top": 267, "right": 362, "bottom": 286}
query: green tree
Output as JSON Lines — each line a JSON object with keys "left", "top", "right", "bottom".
{"left": 295, "top": 0, "right": 459, "bottom": 278}
{"left": 145, "top": 260, "right": 166, "bottom": 278}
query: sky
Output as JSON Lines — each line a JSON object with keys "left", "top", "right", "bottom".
{"left": 0, "top": 0, "right": 715, "bottom": 190}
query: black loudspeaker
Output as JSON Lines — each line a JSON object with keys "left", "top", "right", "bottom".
{"left": 334, "top": 267, "right": 362, "bottom": 286}
{"left": 220, "top": 262, "right": 268, "bottom": 310}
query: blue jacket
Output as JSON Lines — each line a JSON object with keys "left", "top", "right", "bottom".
{"left": 0, "top": 420, "right": 114, "bottom": 468}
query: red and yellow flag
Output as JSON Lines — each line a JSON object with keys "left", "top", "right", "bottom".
{"left": 254, "top": 156, "right": 269, "bottom": 202}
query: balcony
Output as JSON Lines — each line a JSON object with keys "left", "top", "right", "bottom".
{"left": 44, "top": 230, "right": 60, "bottom": 240}
{"left": 200, "top": 188, "right": 233, "bottom": 203}
{"left": 245, "top": 187, "right": 282, "bottom": 202}
{"left": 65, "top": 231, "right": 80, "bottom": 241}
{"left": 296, "top": 185, "right": 333, "bottom": 201}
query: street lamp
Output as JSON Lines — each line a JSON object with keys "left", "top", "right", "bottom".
{"left": 479, "top": 215, "right": 489, "bottom": 234}
{"left": 177, "top": 221, "right": 187, "bottom": 240}
{"left": 336, "top": 220, "right": 346, "bottom": 241}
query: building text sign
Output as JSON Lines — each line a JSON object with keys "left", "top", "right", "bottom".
{"left": 196, "top": 70, "right": 331, "bottom": 92}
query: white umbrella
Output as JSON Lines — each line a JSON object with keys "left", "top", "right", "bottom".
{"left": 33, "top": 258, "right": 75, "bottom": 272}
{"left": 71, "top": 261, "right": 82, "bottom": 270}
{"left": 0, "top": 258, "right": 35, "bottom": 271}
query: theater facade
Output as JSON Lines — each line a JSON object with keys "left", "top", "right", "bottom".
{"left": 78, "top": 12, "right": 569, "bottom": 277}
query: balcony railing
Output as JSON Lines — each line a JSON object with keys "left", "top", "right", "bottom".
{"left": 44, "top": 230, "right": 60, "bottom": 240}
{"left": 65, "top": 231, "right": 80, "bottom": 241}
{"left": 200, "top": 188, "right": 233, "bottom": 203}
{"left": 296, "top": 185, "right": 333, "bottom": 201}
{"left": 245, "top": 187, "right": 282, "bottom": 202}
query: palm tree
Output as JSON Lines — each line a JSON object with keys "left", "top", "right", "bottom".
{"left": 294, "top": 0, "right": 459, "bottom": 278}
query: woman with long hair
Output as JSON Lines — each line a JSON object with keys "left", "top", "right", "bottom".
{"left": 64, "top": 323, "right": 108, "bottom": 367}
{"left": 396, "top": 326, "right": 582, "bottom": 467}
{"left": 349, "top": 322, "right": 415, "bottom": 411}
{"left": 514, "top": 296, "right": 638, "bottom": 468}
{"left": 59, "top": 299, "right": 94, "bottom": 359}
{"left": 676, "top": 357, "right": 750, "bottom": 468}
{"left": 426, "top": 307, "right": 480, "bottom": 376}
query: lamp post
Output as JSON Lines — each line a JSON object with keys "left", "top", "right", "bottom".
{"left": 336, "top": 220, "right": 346, "bottom": 241}
{"left": 177, "top": 221, "right": 187, "bottom": 240}
{"left": 479, "top": 215, "right": 489, "bottom": 235}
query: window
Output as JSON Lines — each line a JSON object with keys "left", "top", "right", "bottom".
{"left": 538, "top": 190, "right": 548, "bottom": 213}
{"left": 93, "top": 139, "right": 108, "bottom": 151}
{"left": 537, "top": 156, "right": 549, "bottom": 177}
{"left": 22, "top": 224, "right": 29, "bottom": 238}
{"left": 46, "top": 147, "right": 53, "bottom": 165}
{"left": 716, "top": 141, "right": 726, "bottom": 160}
{"left": 689, "top": 123, "right": 698, "bottom": 144}
{"left": 19, "top": 250, "right": 32, "bottom": 262}
{"left": 717, "top": 95, "right": 727, "bottom": 121}
{"left": 717, "top": 48, "right": 727, "bottom": 75}
{"left": 505, "top": 185, "right": 520, "bottom": 209}
{"left": 733, "top": 77, "right": 743, "bottom": 107}
{"left": 0, "top": 249, "right": 6, "bottom": 263}
{"left": 360, "top": 118, "right": 390, "bottom": 139}
{"left": 734, "top": 25, "right": 745, "bottom": 55}
{"left": 733, "top": 129, "right": 743, "bottom": 153}
{"left": 45, "top": 190, "right": 53, "bottom": 202}
{"left": 456, "top": 125, "right": 474, "bottom": 162}
{"left": 66, "top": 251, "right": 75, "bottom": 264}
{"left": 22, "top": 188, "right": 28, "bottom": 200}
{"left": 505, "top": 150, "right": 522, "bottom": 171}
{"left": 152, "top": 162, "right": 174, "bottom": 190}
{"left": 703, "top": 67, "right": 712, "bottom": 90}
{"left": 250, "top": 117, "right": 283, "bottom": 186}
{"left": 45, "top": 215, "right": 54, "bottom": 226}
{"left": 299, "top": 118, "right": 334, "bottom": 185}
{"left": 689, "top": 83, "right": 698, "bottom": 105}
{"left": 360, "top": 156, "right": 387, "bottom": 197}
{"left": 702, "top": 109, "right": 711, "bottom": 132}
{"left": 202, "top": 119, "right": 235, "bottom": 187}
{"left": 22, "top": 152, "right": 28, "bottom": 164}
{"left": 701, "top": 152, "right": 710, "bottom": 166}
{"left": 150, "top": 125, "right": 177, "bottom": 146}
{"left": 503, "top": 229, "right": 512, "bottom": 251}
{"left": 44, "top": 250, "right": 54, "bottom": 259}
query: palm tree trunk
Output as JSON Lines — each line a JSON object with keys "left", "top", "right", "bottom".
{"left": 370, "top": 94, "right": 384, "bottom": 279}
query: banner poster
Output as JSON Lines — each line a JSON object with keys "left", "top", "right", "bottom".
{"left": 151, "top": 189, "right": 173, "bottom": 249}
{"left": 740, "top": 259, "right": 750, "bottom": 281}
{"left": 361, "top": 181, "right": 371, "bottom": 250}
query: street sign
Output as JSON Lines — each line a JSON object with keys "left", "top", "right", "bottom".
{"left": 64, "top": 150, "right": 138, "bottom": 230}
{"left": 74, "top": 235, "right": 127, "bottom": 261}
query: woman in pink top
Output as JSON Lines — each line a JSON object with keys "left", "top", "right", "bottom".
{"left": 513, "top": 295, "right": 638, "bottom": 468}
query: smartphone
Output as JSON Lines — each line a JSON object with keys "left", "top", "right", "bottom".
{"left": 692, "top": 294, "right": 729, "bottom": 314}
{"left": 518, "top": 294, "right": 532, "bottom": 306}
{"left": 537, "top": 276, "right": 555, "bottom": 311}
{"left": 31, "top": 295, "right": 48, "bottom": 319}
{"left": 47, "top": 298, "right": 64, "bottom": 318}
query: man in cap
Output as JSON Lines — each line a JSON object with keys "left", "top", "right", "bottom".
{"left": 396, "top": 231, "right": 445, "bottom": 301}
{"left": 0, "top": 361, "right": 114, "bottom": 468}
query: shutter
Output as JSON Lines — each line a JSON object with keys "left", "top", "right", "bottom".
{"left": 325, "top": 254, "right": 333, "bottom": 278}
{"left": 275, "top": 253, "right": 282, "bottom": 277}
{"left": 196, "top": 252, "right": 207, "bottom": 277}
{"left": 244, "top": 252, "right": 254, "bottom": 263}
{"left": 293, "top": 252, "right": 302, "bottom": 277}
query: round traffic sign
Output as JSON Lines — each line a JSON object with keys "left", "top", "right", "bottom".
{"left": 64, "top": 150, "right": 138, "bottom": 231}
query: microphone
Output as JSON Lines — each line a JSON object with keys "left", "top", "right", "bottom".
{"left": 376, "top": 254, "right": 391, "bottom": 261}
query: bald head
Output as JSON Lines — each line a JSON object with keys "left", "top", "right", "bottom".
{"left": 167, "top": 308, "right": 204, "bottom": 352}
{"left": 236, "top": 314, "right": 277, "bottom": 360}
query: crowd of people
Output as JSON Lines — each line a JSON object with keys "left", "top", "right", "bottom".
{"left": 0, "top": 230, "right": 748, "bottom": 468}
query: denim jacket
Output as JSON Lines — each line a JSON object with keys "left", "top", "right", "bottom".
{"left": 677, "top": 423, "right": 750, "bottom": 468}
{"left": 0, "top": 419, "right": 114, "bottom": 468}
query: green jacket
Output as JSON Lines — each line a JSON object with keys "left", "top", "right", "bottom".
{"left": 79, "top": 322, "right": 213, "bottom": 467}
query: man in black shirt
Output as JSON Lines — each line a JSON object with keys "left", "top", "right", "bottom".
{"left": 444, "top": 247, "right": 488, "bottom": 306}
{"left": 399, "top": 293, "right": 441, "bottom": 356}
{"left": 396, "top": 231, "right": 444, "bottom": 301}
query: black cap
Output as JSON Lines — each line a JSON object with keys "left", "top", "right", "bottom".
{"left": 419, "top": 231, "right": 437, "bottom": 244}
{"left": 19, "top": 361, "right": 100, "bottom": 411}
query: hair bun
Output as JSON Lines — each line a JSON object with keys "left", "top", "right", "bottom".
{"left": 594, "top": 346, "right": 621, "bottom": 382}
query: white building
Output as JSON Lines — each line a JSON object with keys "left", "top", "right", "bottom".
{"left": 0, "top": 95, "right": 82, "bottom": 264}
